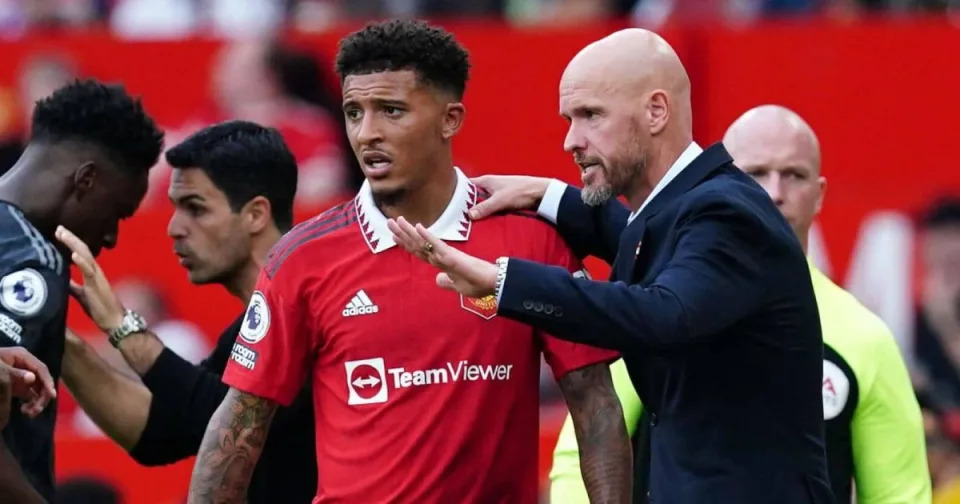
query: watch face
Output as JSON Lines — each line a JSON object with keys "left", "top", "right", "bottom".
{"left": 117, "top": 311, "right": 146, "bottom": 336}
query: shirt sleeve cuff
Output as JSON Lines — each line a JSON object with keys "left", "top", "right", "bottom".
{"left": 495, "top": 258, "right": 509, "bottom": 307}
{"left": 537, "top": 179, "right": 568, "bottom": 225}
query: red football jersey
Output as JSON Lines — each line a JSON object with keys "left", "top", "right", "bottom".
{"left": 222, "top": 168, "right": 618, "bottom": 503}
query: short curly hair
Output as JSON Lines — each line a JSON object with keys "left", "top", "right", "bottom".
{"left": 335, "top": 19, "right": 470, "bottom": 99}
{"left": 31, "top": 79, "right": 164, "bottom": 174}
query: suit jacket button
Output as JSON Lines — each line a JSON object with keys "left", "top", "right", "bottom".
{"left": 554, "top": 307, "right": 563, "bottom": 317}
{"left": 533, "top": 302, "right": 544, "bottom": 312}
{"left": 543, "top": 304, "right": 554, "bottom": 315}
{"left": 523, "top": 300, "right": 534, "bottom": 310}
{"left": 650, "top": 413, "right": 658, "bottom": 426}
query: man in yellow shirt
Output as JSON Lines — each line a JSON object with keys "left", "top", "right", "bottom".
{"left": 549, "top": 105, "right": 931, "bottom": 504}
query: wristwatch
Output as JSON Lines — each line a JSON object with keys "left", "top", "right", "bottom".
{"left": 108, "top": 309, "right": 148, "bottom": 348}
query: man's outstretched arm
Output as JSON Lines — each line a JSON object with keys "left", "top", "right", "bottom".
{"left": 559, "top": 363, "right": 632, "bottom": 503}
{"left": 470, "top": 176, "right": 630, "bottom": 263}
{"left": 188, "top": 388, "right": 277, "bottom": 504}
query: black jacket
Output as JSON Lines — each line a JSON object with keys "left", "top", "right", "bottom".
{"left": 131, "top": 314, "right": 316, "bottom": 503}
{"left": 499, "top": 144, "right": 834, "bottom": 504}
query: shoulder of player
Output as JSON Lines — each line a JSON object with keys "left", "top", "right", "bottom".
{"left": 485, "top": 208, "right": 555, "bottom": 229}
{"left": 264, "top": 199, "right": 360, "bottom": 278}
{"left": 472, "top": 186, "right": 563, "bottom": 235}
{"left": 0, "top": 205, "right": 66, "bottom": 278}
{"left": 480, "top": 208, "right": 570, "bottom": 254}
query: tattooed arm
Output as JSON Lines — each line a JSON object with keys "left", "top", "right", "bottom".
{"left": 188, "top": 388, "right": 277, "bottom": 504}
{"left": 559, "top": 363, "right": 632, "bottom": 504}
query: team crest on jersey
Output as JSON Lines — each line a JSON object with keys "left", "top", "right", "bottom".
{"left": 460, "top": 294, "right": 497, "bottom": 320}
{"left": 239, "top": 291, "right": 270, "bottom": 344}
{"left": 822, "top": 360, "right": 851, "bottom": 420}
{"left": 0, "top": 268, "right": 47, "bottom": 317}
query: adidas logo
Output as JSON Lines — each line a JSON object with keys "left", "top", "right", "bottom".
{"left": 342, "top": 290, "right": 379, "bottom": 317}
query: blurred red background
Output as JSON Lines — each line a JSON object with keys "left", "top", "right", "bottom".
{"left": 1, "top": 17, "right": 958, "bottom": 503}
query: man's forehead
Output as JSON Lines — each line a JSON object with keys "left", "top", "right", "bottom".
{"left": 342, "top": 70, "right": 421, "bottom": 97}
{"left": 169, "top": 168, "right": 218, "bottom": 198}
{"left": 924, "top": 227, "right": 960, "bottom": 247}
{"left": 559, "top": 75, "right": 624, "bottom": 108}
{"left": 733, "top": 131, "right": 818, "bottom": 171}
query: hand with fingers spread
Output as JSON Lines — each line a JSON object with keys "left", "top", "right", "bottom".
{"left": 0, "top": 347, "right": 58, "bottom": 428}
{"left": 387, "top": 216, "right": 499, "bottom": 299}
{"left": 468, "top": 175, "right": 552, "bottom": 220}
{"left": 54, "top": 225, "right": 125, "bottom": 332}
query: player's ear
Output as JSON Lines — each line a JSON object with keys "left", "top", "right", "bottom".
{"left": 442, "top": 102, "right": 466, "bottom": 140}
{"left": 242, "top": 196, "right": 272, "bottom": 234}
{"left": 71, "top": 162, "right": 97, "bottom": 199}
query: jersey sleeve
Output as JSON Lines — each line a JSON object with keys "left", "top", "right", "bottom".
{"left": 0, "top": 266, "right": 66, "bottom": 353}
{"left": 850, "top": 328, "right": 932, "bottom": 504}
{"left": 535, "top": 227, "right": 620, "bottom": 380}
{"left": 549, "top": 358, "right": 643, "bottom": 503}
{"left": 221, "top": 268, "right": 312, "bottom": 406}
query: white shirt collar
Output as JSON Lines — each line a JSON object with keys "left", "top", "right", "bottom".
{"left": 627, "top": 141, "right": 703, "bottom": 223}
{"left": 355, "top": 166, "right": 477, "bottom": 254}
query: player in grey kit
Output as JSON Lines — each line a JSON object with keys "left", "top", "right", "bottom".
{"left": 0, "top": 78, "right": 163, "bottom": 500}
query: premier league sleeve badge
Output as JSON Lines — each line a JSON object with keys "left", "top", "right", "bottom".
{"left": 0, "top": 268, "right": 48, "bottom": 318}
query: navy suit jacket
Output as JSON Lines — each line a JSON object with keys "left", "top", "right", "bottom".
{"left": 499, "top": 144, "right": 835, "bottom": 503}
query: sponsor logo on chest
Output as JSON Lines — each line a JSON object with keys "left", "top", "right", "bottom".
{"left": 345, "top": 357, "right": 514, "bottom": 406}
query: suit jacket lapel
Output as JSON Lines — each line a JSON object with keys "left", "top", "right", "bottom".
{"left": 611, "top": 143, "right": 733, "bottom": 283}
{"left": 613, "top": 219, "right": 645, "bottom": 282}
{"left": 636, "top": 143, "right": 733, "bottom": 222}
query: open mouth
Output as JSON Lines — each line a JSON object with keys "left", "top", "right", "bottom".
{"left": 362, "top": 151, "right": 394, "bottom": 178}
{"left": 579, "top": 162, "right": 602, "bottom": 182}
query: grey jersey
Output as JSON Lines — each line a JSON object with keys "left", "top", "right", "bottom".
{"left": 0, "top": 201, "right": 69, "bottom": 501}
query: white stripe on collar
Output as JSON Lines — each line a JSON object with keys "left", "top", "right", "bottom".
{"left": 355, "top": 167, "right": 477, "bottom": 254}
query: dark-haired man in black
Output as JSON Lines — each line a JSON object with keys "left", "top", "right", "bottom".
{"left": 58, "top": 120, "right": 316, "bottom": 503}
{"left": 0, "top": 78, "right": 164, "bottom": 501}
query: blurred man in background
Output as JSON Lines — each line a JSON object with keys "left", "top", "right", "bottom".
{"left": 548, "top": 104, "right": 931, "bottom": 504}
{"left": 59, "top": 120, "right": 317, "bottom": 503}
{"left": 0, "top": 53, "right": 77, "bottom": 174}
{"left": 190, "top": 19, "right": 628, "bottom": 504}
{"left": 0, "top": 78, "right": 164, "bottom": 501}
{"left": 147, "top": 39, "right": 352, "bottom": 211}
{"left": 915, "top": 198, "right": 960, "bottom": 410}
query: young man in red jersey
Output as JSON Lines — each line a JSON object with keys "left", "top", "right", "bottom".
{"left": 188, "top": 19, "right": 632, "bottom": 504}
